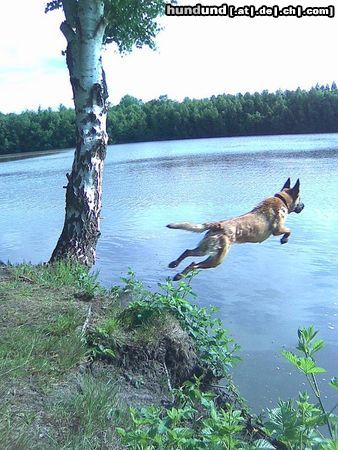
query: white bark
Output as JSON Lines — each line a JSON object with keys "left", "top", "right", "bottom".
{"left": 51, "top": 0, "right": 108, "bottom": 265}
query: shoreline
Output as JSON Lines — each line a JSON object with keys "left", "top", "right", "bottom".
{"left": 0, "top": 147, "right": 73, "bottom": 162}
{"left": 1, "top": 130, "right": 337, "bottom": 162}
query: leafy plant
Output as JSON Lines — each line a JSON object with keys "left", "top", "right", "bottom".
{"left": 282, "top": 326, "right": 337, "bottom": 439}
{"left": 264, "top": 393, "right": 327, "bottom": 449}
{"left": 89, "top": 317, "right": 120, "bottom": 360}
{"left": 117, "top": 326, "right": 338, "bottom": 450}
{"left": 117, "top": 378, "right": 268, "bottom": 449}
{"left": 118, "top": 271, "right": 240, "bottom": 378}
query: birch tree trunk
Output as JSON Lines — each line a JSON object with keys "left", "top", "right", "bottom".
{"left": 50, "top": 0, "right": 108, "bottom": 266}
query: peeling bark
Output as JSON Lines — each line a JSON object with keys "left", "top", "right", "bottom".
{"left": 50, "top": 0, "right": 108, "bottom": 266}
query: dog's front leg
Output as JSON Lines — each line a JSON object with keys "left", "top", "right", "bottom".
{"left": 273, "top": 227, "right": 291, "bottom": 244}
{"left": 280, "top": 232, "right": 291, "bottom": 245}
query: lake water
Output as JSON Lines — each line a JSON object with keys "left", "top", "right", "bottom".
{"left": 1, "top": 134, "right": 337, "bottom": 413}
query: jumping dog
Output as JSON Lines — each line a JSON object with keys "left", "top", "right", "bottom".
{"left": 167, "top": 178, "right": 304, "bottom": 281}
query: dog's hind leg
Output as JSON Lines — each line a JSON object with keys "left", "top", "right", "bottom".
{"left": 173, "top": 237, "right": 230, "bottom": 281}
{"left": 168, "top": 246, "right": 208, "bottom": 269}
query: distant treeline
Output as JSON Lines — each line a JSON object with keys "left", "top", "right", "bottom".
{"left": 1, "top": 83, "right": 338, "bottom": 155}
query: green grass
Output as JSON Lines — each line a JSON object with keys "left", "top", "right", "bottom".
{"left": 11, "top": 260, "right": 104, "bottom": 296}
{"left": 0, "top": 262, "right": 120, "bottom": 449}
{"left": 0, "top": 274, "right": 87, "bottom": 382}
{"left": 49, "top": 374, "right": 122, "bottom": 449}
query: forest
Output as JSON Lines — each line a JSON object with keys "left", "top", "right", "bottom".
{"left": 1, "top": 83, "right": 338, "bottom": 155}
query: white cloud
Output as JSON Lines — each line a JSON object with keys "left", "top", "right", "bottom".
{"left": 0, "top": 1, "right": 72, "bottom": 112}
{"left": 0, "top": 0, "right": 337, "bottom": 112}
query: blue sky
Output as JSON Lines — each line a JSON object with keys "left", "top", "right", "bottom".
{"left": 1, "top": 0, "right": 337, "bottom": 113}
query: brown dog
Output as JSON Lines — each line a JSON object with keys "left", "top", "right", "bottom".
{"left": 167, "top": 178, "right": 304, "bottom": 281}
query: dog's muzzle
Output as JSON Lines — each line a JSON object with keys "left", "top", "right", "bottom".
{"left": 294, "top": 203, "right": 304, "bottom": 214}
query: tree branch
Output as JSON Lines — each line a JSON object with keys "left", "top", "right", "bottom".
{"left": 60, "top": 20, "right": 76, "bottom": 43}
{"left": 94, "top": 15, "right": 108, "bottom": 40}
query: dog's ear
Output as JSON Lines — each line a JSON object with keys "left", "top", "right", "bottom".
{"left": 292, "top": 178, "right": 300, "bottom": 195}
{"left": 282, "top": 178, "right": 291, "bottom": 190}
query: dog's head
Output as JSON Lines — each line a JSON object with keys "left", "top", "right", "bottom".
{"left": 278, "top": 178, "right": 304, "bottom": 214}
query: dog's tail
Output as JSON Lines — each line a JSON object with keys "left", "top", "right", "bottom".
{"left": 166, "top": 222, "right": 210, "bottom": 233}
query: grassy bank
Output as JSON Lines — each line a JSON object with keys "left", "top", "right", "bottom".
{"left": 0, "top": 262, "right": 216, "bottom": 449}
{"left": 0, "top": 263, "right": 336, "bottom": 449}
{"left": 0, "top": 263, "right": 118, "bottom": 448}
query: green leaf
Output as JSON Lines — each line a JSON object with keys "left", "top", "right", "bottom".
{"left": 210, "top": 405, "right": 219, "bottom": 422}
{"left": 157, "top": 420, "right": 167, "bottom": 434}
{"left": 282, "top": 351, "right": 326, "bottom": 374}
{"left": 306, "top": 365, "right": 326, "bottom": 374}
{"left": 330, "top": 377, "right": 338, "bottom": 391}
{"left": 282, "top": 350, "right": 301, "bottom": 368}
{"left": 298, "top": 358, "right": 326, "bottom": 374}
{"left": 115, "top": 427, "right": 126, "bottom": 437}
{"left": 312, "top": 339, "right": 325, "bottom": 354}
{"left": 320, "top": 440, "right": 338, "bottom": 450}
{"left": 103, "top": 348, "right": 115, "bottom": 358}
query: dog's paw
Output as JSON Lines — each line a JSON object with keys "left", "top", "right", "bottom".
{"left": 168, "top": 260, "right": 178, "bottom": 268}
{"left": 173, "top": 273, "right": 183, "bottom": 281}
{"left": 280, "top": 237, "right": 288, "bottom": 245}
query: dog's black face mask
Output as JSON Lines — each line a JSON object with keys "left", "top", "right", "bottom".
{"left": 294, "top": 202, "right": 304, "bottom": 214}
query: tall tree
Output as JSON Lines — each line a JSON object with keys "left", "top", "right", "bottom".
{"left": 46, "top": 0, "right": 167, "bottom": 266}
